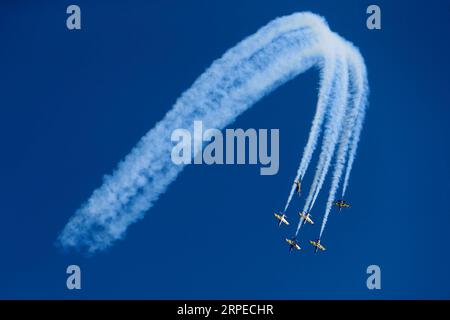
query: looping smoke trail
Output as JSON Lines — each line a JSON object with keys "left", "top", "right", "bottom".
{"left": 58, "top": 12, "right": 368, "bottom": 254}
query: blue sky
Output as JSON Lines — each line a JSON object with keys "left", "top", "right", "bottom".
{"left": 0, "top": 0, "right": 449, "bottom": 299}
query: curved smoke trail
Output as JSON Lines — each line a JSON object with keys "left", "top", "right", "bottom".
{"left": 303, "top": 51, "right": 349, "bottom": 213}
{"left": 295, "top": 43, "right": 368, "bottom": 239}
{"left": 283, "top": 54, "right": 336, "bottom": 213}
{"left": 58, "top": 12, "right": 367, "bottom": 253}
{"left": 294, "top": 48, "right": 350, "bottom": 236}
{"left": 318, "top": 48, "right": 368, "bottom": 238}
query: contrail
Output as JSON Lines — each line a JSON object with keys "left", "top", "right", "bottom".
{"left": 342, "top": 72, "right": 369, "bottom": 197}
{"left": 283, "top": 55, "right": 337, "bottom": 213}
{"left": 293, "top": 59, "right": 340, "bottom": 236}
{"left": 58, "top": 12, "right": 367, "bottom": 253}
{"left": 294, "top": 49, "right": 349, "bottom": 237}
{"left": 293, "top": 43, "right": 368, "bottom": 239}
{"left": 302, "top": 49, "right": 349, "bottom": 214}
{"left": 318, "top": 48, "right": 368, "bottom": 238}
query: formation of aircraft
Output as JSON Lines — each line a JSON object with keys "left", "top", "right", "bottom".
{"left": 274, "top": 180, "right": 353, "bottom": 253}
{"left": 274, "top": 180, "right": 350, "bottom": 253}
{"left": 333, "top": 199, "right": 351, "bottom": 212}
{"left": 286, "top": 237, "right": 301, "bottom": 252}
{"left": 274, "top": 212, "right": 289, "bottom": 226}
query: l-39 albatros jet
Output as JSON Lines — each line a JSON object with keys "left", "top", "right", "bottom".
{"left": 274, "top": 212, "right": 289, "bottom": 227}
{"left": 298, "top": 211, "right": 314, "bottom": 225}
{"left": 286, "top": 237, "right": 301, "bottom": 253}
{"left": 310, "top": 239, "right": 326, "bottom": 253}
{"left": 333, "top": 199, "right": 351, "bottom": 212}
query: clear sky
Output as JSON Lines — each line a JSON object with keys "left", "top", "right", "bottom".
{"left": 0, "top": 0, "right": 449, "bottom": 299}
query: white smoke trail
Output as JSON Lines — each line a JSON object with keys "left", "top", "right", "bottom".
{"left": 58, "top": 12, "right": 367, "bottom": 253}
{"left": 58, "top": 12, "right": 343, "bottom": 253}
{"left": 294, "top": 49, "right": 349, "bottom": 237}
{"left": 283, "top": 55, "right": 337, "bottom": 213}
{"left": 302, "top": 47, "right": 349, "bottom": 214}
{"left": 342, "top": 69, "right": 369, "bottom": 197}
{"left": 293, "top": 61, "right": 341, "bottom": 236}
{"left": 318, "top": 47, "right": 368, "bottom": 238}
